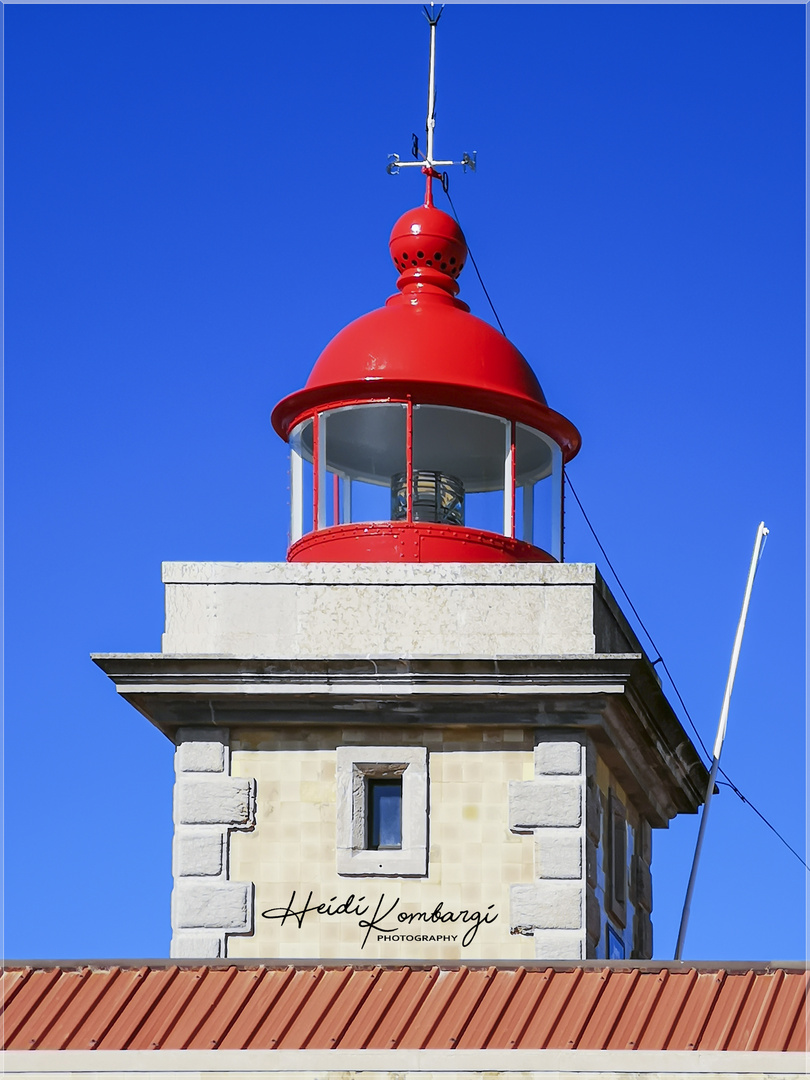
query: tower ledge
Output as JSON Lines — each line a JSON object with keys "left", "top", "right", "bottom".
{"left": 93, "top": 562, "right": 707, "bottom": 829}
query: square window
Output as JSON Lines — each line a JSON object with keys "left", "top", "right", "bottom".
{"left": 336, "top": 746, "right": 427, "bottom": 876}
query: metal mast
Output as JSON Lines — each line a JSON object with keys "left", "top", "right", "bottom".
{"left": 387, "top": 4, "right": 476, "bottom": 180}
{"left": 674, "top": 521, "right": 769, "bottom": 960}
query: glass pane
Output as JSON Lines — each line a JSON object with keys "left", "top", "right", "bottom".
{"left": 322, "top": 404, "right": 407, "bottom": 525}
{"left": 533, "top": 477, "right": 557, "bottom": 552}
{"left": 367, "top": 779, "right": 402, "bottom": 850}
{"left": 413, "top": 406, "right": 508, "bottom": 492}
{"left": 515, "top": 424, "right": 560, "bottom": 553}
{"left": 413, "top": 406, "right": 508, "bottom": 534}
{"left": 350, "top": 478, "right": 394, "bottom": 525}
{"left": 289, "top": 419, "right": 313, "bottom": 538}
{"left": 322, "top": 404, "right": 407, "bottom": 485}
{"left": 515, "top": 424, "right": 554, "bottom": 486}
{"left": 323, "top": 471, "right": 346, "bottom": 528}
{"left": 465, "top": 489, "right": 505, "bottom": 534}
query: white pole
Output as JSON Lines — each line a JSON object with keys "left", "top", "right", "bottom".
{"left": 290, "top": 444, "right": 303, "bottom": 543}
{"left": 673, "top": 520, "right": 769, "bottom": 960}
{"left": 426, "top": 11, "right": 437, "bottom": 164}
{"left": 503, "top": 422, "right": 514, "bottom": 537}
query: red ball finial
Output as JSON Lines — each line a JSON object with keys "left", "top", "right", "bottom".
{"left": 389, "top": 177, "right": 467, "bottom": 296}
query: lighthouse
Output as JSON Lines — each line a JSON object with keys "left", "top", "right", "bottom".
{"left": 94, "top": 162, "right": 707, "bottom": 961}
{"left": 93, "top": 13, "right": 709, "bottom": 962}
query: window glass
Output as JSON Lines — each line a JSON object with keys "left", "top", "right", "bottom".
{"left": 515, "top": 424, "right": 561, "bottom": 555}
{"left": 367, "top": 778, "right": 403, "bottom": 850}
{"left": 607, "top": 923, "right": 626, "bottom": 959}
{"left": 413, "top": 406, "right": 508, "bottom": 535}
{"left": 289, "top": 418, "right": 314, "bottom": 540}
{"left": 322, "top": 404, "right": 407, "bottom": 525}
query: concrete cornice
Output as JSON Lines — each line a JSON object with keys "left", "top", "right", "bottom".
{"left": 93, "top": 653, "right": 707, "bottom": 824}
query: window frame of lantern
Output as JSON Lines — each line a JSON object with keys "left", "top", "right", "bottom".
{"left": 515, "top": 423, "right": 564, "bottom": 559}
{"left": 289, "top": 400, "right": 565, "bottom": 559}
{"left": 289, "top": 417, "right": 315, "bottom": 544}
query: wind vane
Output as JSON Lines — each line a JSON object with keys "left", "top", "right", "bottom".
{"left": 387, "top": 4, "right": 476, "bottom": 187}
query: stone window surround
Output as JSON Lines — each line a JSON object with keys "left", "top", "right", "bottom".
{"left": 336, "top": 746, "right": 428, "bottom": 876}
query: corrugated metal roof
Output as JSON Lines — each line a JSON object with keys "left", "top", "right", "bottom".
{"left": 2, "top": 962, "right": 806, "bottom": 1053}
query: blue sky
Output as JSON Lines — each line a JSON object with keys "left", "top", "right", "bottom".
{"left": 5, "top": 4, "right": 805, "bottom": 961}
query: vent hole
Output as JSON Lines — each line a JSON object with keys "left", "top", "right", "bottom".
{"left": 411, "top": 260, "right": 418, "bottom": 266}
{"left": 417, "top": 250, "right": 424, "bottom": 258}
{"left": 440, "top": 262, "right": 447, "bottom": 270}
{"left": 449, "top": 256, "right": 457, "bottom": 264}
{"left": 434, "top": 251, "right": 442, "bottom": 260}
{"left": 402, "top": 252, "right": 408, "bottom": 259}
{"left": 426, "top": 260, "right": 433, "bottom": 267}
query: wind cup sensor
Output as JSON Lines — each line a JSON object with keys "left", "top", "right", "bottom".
{"left": 386, "top": 4, "right": 476, "bottom": 190}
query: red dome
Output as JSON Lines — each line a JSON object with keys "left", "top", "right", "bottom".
{"left": 272, "top": 193, "right": 580, "bottom": 461}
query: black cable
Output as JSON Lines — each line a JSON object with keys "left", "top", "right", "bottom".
{"left": 565, "top": 474, "right": 714, "bottom": 762}
{"left": 716, "top": 784, "right": 809, "bottom": 871}
{"left": 435, "top": 191, "right": 807, "bottom": 875}
{"left": 566, "top": 472, "right": 808, "bottom": 874}
{"left": 441, "top": 187, "right": 507, "bottom": 336}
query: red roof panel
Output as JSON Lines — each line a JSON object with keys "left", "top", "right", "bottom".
{"left": 96, "top": 967, "right": 173, "bottom": 1050}
{"left": 365, "top": 966, "right": 439, "bottom": 1049}
{"left": 2, "top": 961, "right": 805, "bottom": 1053}
{"left": 666, "top": 969, "right": 724, "bottom": 1050}
{"left": 580, "top": 967, "right": 641, "bottom": 1048}
{"left": 456, "top": 965, "right": 527, "bottom": 1049}
{"left": 487, "top": 966, "right": 553, "bottom": 1049}
{"left": 216, "top": 965, "right": 290, "bottom": 1050}
{"left": 339, "top": 964, "right": 410, "bottom": 1048}
{"left": 521, "top": 967, "right": 584, "bottom": 1048}
{"left": 310, "top": 966, "right": 381, "bottom": 1050}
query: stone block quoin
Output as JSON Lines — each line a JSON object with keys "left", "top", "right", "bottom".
{"left": 508, "top": 738, "right": 588, "bottom": 961}
{"left": 171, "top": 726, "right": 256, "bottom": 959}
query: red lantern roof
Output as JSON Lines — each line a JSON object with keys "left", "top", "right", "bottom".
{"left": 272, "top": 181, "right": 581, "bottom": 462}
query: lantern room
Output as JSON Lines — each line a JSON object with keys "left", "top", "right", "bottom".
{"left": 271, "top": 180, "right": 581, "bottom": 564}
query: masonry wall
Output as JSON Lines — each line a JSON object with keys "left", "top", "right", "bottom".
{"left": 227, "top": 726, "right": 537, "bottom": 962}
{"left": 169, "top": 725, "right": 653, "bottom": 962}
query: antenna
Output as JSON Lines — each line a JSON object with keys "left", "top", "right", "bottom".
{"left": 387, "top": 4, "right": 476, "bottom": 184}
{"left": 673, "top": 521, "right": 769, "bottom": 960}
